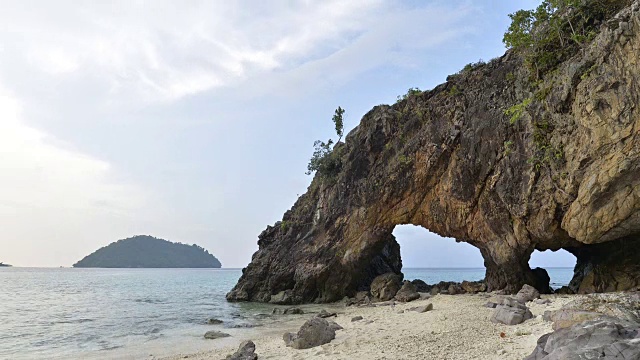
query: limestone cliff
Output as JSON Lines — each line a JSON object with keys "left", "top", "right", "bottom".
{"left": 228, "top": 1, "right": 640, "bottom": 304}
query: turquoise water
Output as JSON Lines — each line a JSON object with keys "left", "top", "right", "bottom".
{"left": 0, "top": 267, "right": 573, "bottom": 359}
{"left": 403, "top": 267, "right": 574, "bottom": 289}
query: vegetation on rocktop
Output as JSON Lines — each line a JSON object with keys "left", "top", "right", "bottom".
{"left": 73, "top": 235, "right": 222, "bottom": 268}
{"left": 306, "top": 107, "right": 345, "bottom": 179}
{"left": 504, "top": 0, "right": 630, "bottom": 78}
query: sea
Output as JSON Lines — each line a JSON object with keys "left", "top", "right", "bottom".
{"left": 0, "top": 267, "right": 574, "bottom": 360}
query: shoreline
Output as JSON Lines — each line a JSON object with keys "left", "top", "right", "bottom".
{"left": 159, "top": 293, "right": 575, "bottom": 360}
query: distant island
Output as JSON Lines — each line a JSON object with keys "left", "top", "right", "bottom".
{"left": 0, "top": 262, "right": 12, "bottom": 267}
{"left": 73, "top": 235, "right": 222, "bottom": 268}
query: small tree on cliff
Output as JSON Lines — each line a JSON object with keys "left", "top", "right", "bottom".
{"left": 504, "top": 0, "right": 629, "bottom": 78}
{"left": 306, "top": 107, "right": 345, "bottom": 177}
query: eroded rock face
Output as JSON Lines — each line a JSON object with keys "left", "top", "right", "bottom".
{"left": 525, "top": 319, "right": 640, "bottom": 360}
{"left": 227, "top": 2, "right": 640, "bottom": 304}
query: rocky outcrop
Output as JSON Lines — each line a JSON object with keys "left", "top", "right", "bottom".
{"left": 526, "top": 292, "right": 640, "bottom": 359}
{"left": 227, "top": 1, "right": 640, "bottom": 304}
{"left": 526, "top": 319, "right": 640, "bottom": 360}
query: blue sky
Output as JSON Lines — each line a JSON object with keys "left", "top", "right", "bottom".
{"left": 0, "top": 0, "right": 575, "bottom": 268}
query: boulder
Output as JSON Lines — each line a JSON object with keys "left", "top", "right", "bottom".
{"left": 447, "top": 284, "right": 464, "bottom": 295}
{"left": 370, "top": 273, "right": 402, "bottom": 301}
{"left": 525, "top": 319, "right": 640, "bottom": 360}
{"left": 355, "top": 291, "right": 372, "bottom": 304}
{"left": 204, "top": 330, "right": 231, "bottom": 339}
{"left": 316, "top": 309, "right": 337, "bottom": 318}
{"left": 491, "top": 297, "right": 533, "bottom": 325}
{"left": 515, "top": 284, "right": 541, "bottom": 304}
{"left": 411, "top": 279, "right": 432, "bottom": 293}
{"left": 225, "top": 340, "right": 258, "bottom": 360}
{"left": 430, "top": 286, "right": 441, "bottom": 296}
{"left": 461, "top": 280, "right": 487, "bottom": 294}
{"left": 409, "top": 303, "right": 433, "bottom": 313}
{"left": 531, "top": 267, "right": 553, "bottom": 294}
{"left": 394, "top": 281, "right": 420, "bottom": 302}
{"left": 283, "top": 318, "right": 337, "bottom": 350}
{"left": 351, "top": 316, "right": 363, "bottom": 322}
{"left": 419, "top": 292, "right": 432, "bottom": 300}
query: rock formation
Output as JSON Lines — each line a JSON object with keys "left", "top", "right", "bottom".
{"left": 228, "top": 1, "right": 640, "bottom": 304}
{"left": 283, "top": 318, "right": 339, "bottom": 349}
{"left": 526, "top": 292, "right": 640, "bottom": 359}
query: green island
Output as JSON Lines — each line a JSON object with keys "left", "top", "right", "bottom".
{"left": 73, "top": 235, "right": 221, "bottom": 268}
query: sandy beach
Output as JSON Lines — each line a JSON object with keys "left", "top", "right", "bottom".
{"left": 160, "top": 293, "right": 575, "bottom": 360}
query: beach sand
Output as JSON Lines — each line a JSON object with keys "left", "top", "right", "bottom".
{"left": 160, "top": 293, "right": 575, "bottom": 360}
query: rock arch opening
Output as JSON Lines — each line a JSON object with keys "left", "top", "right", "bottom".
{"left": 529, "top": 249, "right": 576, "bottom": 292}
{"left": 392, "top": 224, "right": 485, "bottom": 284}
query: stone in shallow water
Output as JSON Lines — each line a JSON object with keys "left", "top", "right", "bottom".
{"left": 283, "top": 307, "right": 304, "bottom": 315}
{"left": 206, "top": 318, "right": 223, "bottom": 325}
{"left": 204, "top": 330, "right": 231, "bottom": 339}
{"left": 316, "top": 309, "right": 337, "bottom": 318}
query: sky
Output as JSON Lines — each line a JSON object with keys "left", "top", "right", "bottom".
{"left": 0, "top": 0, "right": 576, "bottom": 268}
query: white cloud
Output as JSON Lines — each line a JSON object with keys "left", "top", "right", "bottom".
{"left": 0, "top": 88, "right": 149, "bottom": 266}
{"left": 1, "top": 0, "right": 386, "bottom": 101}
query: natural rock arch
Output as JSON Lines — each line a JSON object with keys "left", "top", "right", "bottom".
{"left": 227, "top": 5, "right": 640, "bottom": 304}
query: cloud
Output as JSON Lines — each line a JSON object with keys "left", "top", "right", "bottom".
{"left": 1, "top": 0, "right": 387, "bottom": 102}
{"left": 0, "top": 88, "right": 149, "bottom": 266}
